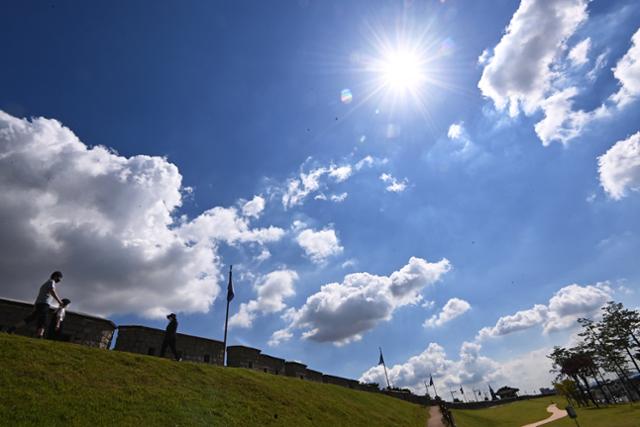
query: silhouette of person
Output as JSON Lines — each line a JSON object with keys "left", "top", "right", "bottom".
{"left": 160, "top": 313, "right": 181, "bottom": 361}
{"left": 8, "top": 271, "right": 65, "bottom": 338}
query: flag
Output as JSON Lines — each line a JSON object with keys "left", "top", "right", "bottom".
{"left": 460, "top": 386, "right": 464, "bottom": 394}
{"left": 489, "top": 384, "right": 497, "bottom": 400}
{"left": 227, "top": 265, "right": 234, "bottom": 302}
{"left": 429, "top": 375, "right": 434, "bottom": 387}
{"left": 378, "top": 348, "right": 385, "bottom": 365}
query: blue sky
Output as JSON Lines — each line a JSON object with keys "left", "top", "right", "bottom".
{"left": 1, "top": 0, "right": 639, "bottom": 395}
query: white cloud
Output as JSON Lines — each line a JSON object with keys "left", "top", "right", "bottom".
{"left": 476, "top": 305, "right": 548, "bottom": 340}
{"left": 477, "top": 49, "right": 490, "bottom": 66}
{"left": 295, "top": 227, "right": 343, "bottom": 264}
{"left": 424, "top": 298, "right": 471, "bottom": 328}
{"left": 359, "top": 341, "right": 557, "bottom": 394}
{"left": 229, "top": 269, "right": 298, "bottom": 328}
{"left": 0, "top": 111, "right": 285, "bottom": 318}
{"left": 359, "top": 341, "right": 499, "bottom": 393}
{"left": 478, "top": 0, "right": 588, "bottom": 117}
{"left": 281, "top": 257, "right": 451, "bottom": 345}
{"left": 568, "top": 38, "right": 591, "bottom": 66}
{"left": 476, "top": 283, "right": 611, "bottom": 340}
{"left": 447, "top": 123, "right": 464, "bottom": 140}
{"left": 328, "top": 165, "right": 352, "bottom": 183}
{"left": 598, "top": 132, "right": 640, "bottom": 199}
{"left": 330, "top": 192, "right": 348, "bottom": 203}
{"left": 280, "top": 157, "right": 382, "bottom": 209}
{"left": 268, "top": 328, "right": 293, "bottom": 347}
{"left": 241, "top": 195, "right": 265, "bottom": 218}
{"left": 380, "top": 173, "right": 408, "bottom": 193}
{"left": 611, "top": 28, "right": 640, "bottom": 108}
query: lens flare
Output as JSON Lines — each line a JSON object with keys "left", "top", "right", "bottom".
{"left": 340, "top": 88, "right": 353, "bottom": 104}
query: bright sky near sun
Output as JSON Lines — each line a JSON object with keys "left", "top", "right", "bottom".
{"left": 1, "top": 0, "right": 639, "bottom": 396}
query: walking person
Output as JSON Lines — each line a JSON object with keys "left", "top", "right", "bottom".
{"left": 160, "top": 313, "right": 181, "bottom": 361}
{"left": 8, "top": 271, "right": 65, "bottom": 338}
{"left": 47, "top": 298, "right": 71, "bottom": 340}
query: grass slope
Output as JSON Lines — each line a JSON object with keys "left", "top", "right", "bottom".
{"left": 0, "top": 334, "right": 426, "bottom": 426}
{"left": 453, "top": 396, "right": 640, "bottom": 427}
{"left": 452, "top": 397, "right": 560, "bottom": 427}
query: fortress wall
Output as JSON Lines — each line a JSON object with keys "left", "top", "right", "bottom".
{"left": 285, "top": 361, "right": 308, "bottom": 379}
{"left": 305, "top": 368, "right": 324, "bottom": 383}
{"left": 115, "top": 325, "right": 224, "bottom": 365}
{"left": 323, "top": 374, "right": 358, "bottom": 389}
{"left": 0, "top": 298, "right": 115, "bottom": 349}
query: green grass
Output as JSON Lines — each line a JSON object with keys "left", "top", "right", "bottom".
{"left": 452, "top": 397, "right": 561, "bottom": 427}
{"left": 546, "top": 401, "right": 640, "bottom": 427}
{"left": 0, "top": 334, "right": 426, "bottom": 426}
{"left": 452, "top": 395, "right": 640, "bottom": 427}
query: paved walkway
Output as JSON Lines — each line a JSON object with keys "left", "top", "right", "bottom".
{"left": 427, "top": 406, "right": 445, "bottom": 427}
{"left": 521, "top": 404, "right": 568, "bottom": 427}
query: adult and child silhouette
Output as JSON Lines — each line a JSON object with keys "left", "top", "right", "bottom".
{"left": 5, "top": 271, "right": 181, "bottom": 360}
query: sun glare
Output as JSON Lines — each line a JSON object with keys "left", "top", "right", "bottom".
{"left": 379, "top": 48, "right": 426, "bottom": 94}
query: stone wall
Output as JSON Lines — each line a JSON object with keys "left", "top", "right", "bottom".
{"left": 115, "top": 325, "right": 224, "bottom": 365}
{"left": 227, "top": 345, "right": 286, "bottom": 375}
{"left": 285, "top": 361, "right": 308, "bottom": 379}
{"left": 323, "top": 374, "right": 359, "bottom": 389}
{"left": 0, "top": 297, "right": 115, "bottom": 349}
{"left": 305, "top": 368, "right": 324, "bottom": 383}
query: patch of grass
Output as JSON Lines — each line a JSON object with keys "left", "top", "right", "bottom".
{"left": 546, "top": 402, "right": 640, "bottom": 427}
{"left": 453, "top": 396, "right": 640, "bottom": 427}
{"left": 452, "top": 397, "right": 563, "bottom": 427}
{"left": 0, "top": 334, "right": 426, "bottom": 426}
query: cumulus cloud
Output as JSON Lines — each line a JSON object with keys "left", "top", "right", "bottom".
{"left": 568, "top": 38, "right": 591, "bottom": 67}
{"left": 359, "top": 341, "right": 499, "bottom": 393}
{"left": 295, "top": 227, "right": 343, "bottom": 264}
{"left": 360, "top": 340, "right": 558, "bottom": 394}
{"left": 598, "top": 132, "right": 640, "bottom": 199}
{"left": 479, "top": 5, "right": 639, "bottom": 146}
{"left": 0, "top": 111, "right": 284, "bottom": 318}
{"left": 274, "top": 257, "right": 451, "bottom": 346}
{"left": 611, "top": 28, "right": 640, "bottom": 108}
{"left": 229, "top": 269, "right": 298, "bottom": 328}
{"left": 478, "top": 0, "right": 588, "bottom": 116}
{"left": 241, "top": 195, "right": 265, "bottom": 218}
{"left": 424, "top": 298, "right": 471, "bottom": 328}
{"left": 380, "top": 173, "right": 408, "bottom": 193}
{"left": 477, "top": 283, "right": 611, "bottom": 340}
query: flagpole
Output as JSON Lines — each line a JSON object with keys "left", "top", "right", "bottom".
{"left": 379, "top": 347, "right": 391, "bottom": 389}
{"left": 223, "top": 265, "right": 232, "bottom": 366}
{"left": 431, "top": 375, "right": 439, "bottom": 398}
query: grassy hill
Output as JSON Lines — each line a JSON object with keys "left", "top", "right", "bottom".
{"left": 0, "top": 334, "right": 426, "bottom": 426}
{"left": 452, "top": 396, "right": 640, "bottom": 427}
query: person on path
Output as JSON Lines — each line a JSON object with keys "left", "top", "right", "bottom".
{"left": 8, "top": 271, "right": 65, "bottom": 337}
{"left": 160, "top": 313, "right": 181, "bottom": 361}
{"left": 47, "top": 298, "right": 71, "bottom": 340}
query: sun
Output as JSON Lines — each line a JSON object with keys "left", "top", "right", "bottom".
{"left": 379, "top": 47, "right": 427, "bottom": 95}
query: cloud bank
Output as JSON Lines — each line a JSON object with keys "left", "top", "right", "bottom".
{"left": 0, "top": 111, "right": 284, "bottom": 318}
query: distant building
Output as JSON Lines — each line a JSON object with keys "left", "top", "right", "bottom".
{"left": 115, "top": 325, "right": 224, "bottom": 365}
{"left": 323, "top": 374, "right": 359, "bottom": 389}
{"left": 0, "top": 297, "right": 115, "bottom": 349}
{"left": 495, "top": 386, "right": 519, "bottom": 399}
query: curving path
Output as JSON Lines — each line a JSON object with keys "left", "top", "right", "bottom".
{"left": 427, "top": 406, "right": 445, "bottom": 427}
{"left": 521, "top": 404, "right": 568, "bottom": 427}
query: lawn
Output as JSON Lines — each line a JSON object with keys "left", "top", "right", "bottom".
{"left": 0, "top": 334, "right": 426, "bottom": 426}
{"left": 453, "top": 395, "right": 640, "bottom": 427}
{"left": 452, "top": 397, "right": 560, "bottom": 427}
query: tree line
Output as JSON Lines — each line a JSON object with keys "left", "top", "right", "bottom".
{"left": 548, "top": 301, "right": 640, "bottom": 406}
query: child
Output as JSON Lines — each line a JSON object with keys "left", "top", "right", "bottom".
{"left": 47, "top": 298, "right": 71, "bottom": 340}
